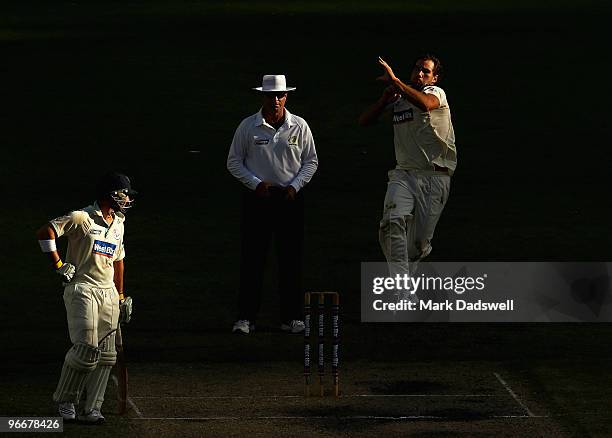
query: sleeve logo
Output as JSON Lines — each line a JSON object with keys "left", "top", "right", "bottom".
{"left": 93, "top": 240, "right": 117, "bottom": 258}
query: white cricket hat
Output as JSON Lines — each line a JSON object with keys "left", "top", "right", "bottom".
{"left": 253, "top": 75, "right": 296, "bottom": 92}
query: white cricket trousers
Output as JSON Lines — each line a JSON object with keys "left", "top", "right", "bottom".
{"left": 53, "top": 283, "right": 119, "bottom": 409}
{"left": 379, "top": 168, "right": 451, "bottom": 277}
{"left": 63, "top": 283, "right": 119, "bottom": 346}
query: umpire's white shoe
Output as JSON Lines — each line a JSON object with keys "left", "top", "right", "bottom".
{"left": 58, "top": 402, "right": 76, "bottom": 421}
{"left": 77, "top": 409, "right": 105, "bottom": 424}
{"left": 281, "top": 320, "right": 305, "bottom": 334}
{"left": 232, "top": 319, "right": 254, "bottom": 334}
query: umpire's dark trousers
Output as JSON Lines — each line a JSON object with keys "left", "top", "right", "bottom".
{"left": 237, "top": 187, "right": 304, "bottom": 323}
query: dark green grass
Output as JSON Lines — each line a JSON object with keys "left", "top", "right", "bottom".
{"left": 2, "top": 2, "right": 612, "bottom": 436}
{"left": 1, "top": 0, "right": 607, "bottom": 28}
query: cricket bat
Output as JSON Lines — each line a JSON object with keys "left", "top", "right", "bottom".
{"left": 115, "top": 324, "right": 128, "bottom": 415}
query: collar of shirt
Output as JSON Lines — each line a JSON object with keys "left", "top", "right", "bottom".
{"left": 255, "top": 108, "right": 295, "bottom": 130}
{"left": 90, "top": 202, "right": 125, "bottom": 222}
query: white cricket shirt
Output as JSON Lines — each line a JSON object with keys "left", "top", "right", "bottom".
{"left": 50, "top": 202, "right": 125, "bottom": 288}
{"left": 227, "top": 108, "right": 318, "bottom": 191}
{"left": 391, "top": 85, "right": 457, "bottom": 174}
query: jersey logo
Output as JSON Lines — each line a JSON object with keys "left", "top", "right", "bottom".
{"left": 254, "top": 138, "right": 269, "bottom": 145}
{"left": 393, "top": 109, "right": 414, "bottom": 124}
{"left": 93, "top": 240, "right": 117, "bottom": 258}
{"left": 288, "top": 135, "right": 298, "bottom": 146}
{"left": 89, "top": 229, "right": 102, "bottom": 235}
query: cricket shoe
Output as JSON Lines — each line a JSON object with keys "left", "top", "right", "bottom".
{"left": 281, "top": 320, "right": 305, "bottom": 334}
{"left": 232, "top": 319, "right": 255, "bottom": 334}
{"left": 77, "top": 409, "right": 105, "bottom": 424}
{"left": 58, "top": 402, "right": 75, "bottom": 421}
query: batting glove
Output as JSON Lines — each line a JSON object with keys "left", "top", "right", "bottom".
{"left": 56, "top": 262, "right": 76, "bottom": 284}
{"left": 119, "top": 296, "right": 133, "bottom": 324}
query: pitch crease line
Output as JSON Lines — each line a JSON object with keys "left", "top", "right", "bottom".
{"left": 112, "top": 375, "right": 144, "bottom": 418}
{"left": 493, "top": 372, "right": 535, "bottom": 418}
{"left": 130, "top": 394, "right": 497, "bottom": 400}
{"left": 134, "top": 415, "right": 444, "bottom": 421}
{"left": 132, "top": 414, "right": 548, "bottom": 421}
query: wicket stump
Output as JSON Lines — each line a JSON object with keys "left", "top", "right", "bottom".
{"left": 304, "top": 291, "right": 339, "bottom": 397}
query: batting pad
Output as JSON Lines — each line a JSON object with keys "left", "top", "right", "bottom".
{"left": 82, "top": 339, "right": 115, "bottom": 412}
{"left": 98, "top": 350, "right": 117, "bottom": 367}
{"left": 53, "top": 343, "right": 100, "bottom": 403}
{"left": 98, "top": 336, "right": 117, "bottom": 366}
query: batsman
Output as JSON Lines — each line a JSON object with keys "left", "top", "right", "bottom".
{"left": 35, "top": 172, "right": 135, "bottom": 424}
{"left": 359, "top": 54, "right": 456, "bottom": 280}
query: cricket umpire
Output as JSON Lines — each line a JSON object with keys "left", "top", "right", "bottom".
{"left": 359, "top": 55, "right": 456, "bottom": 278}
{"left": 227, "top": 74, "right": 318, "bottom": 334}
{"left": 35, "top": 172, "right": 135, "bottom": 423}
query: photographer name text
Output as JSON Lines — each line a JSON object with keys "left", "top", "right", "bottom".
{"left": 373, "top": 299, "right": 514, "bottom": 312}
